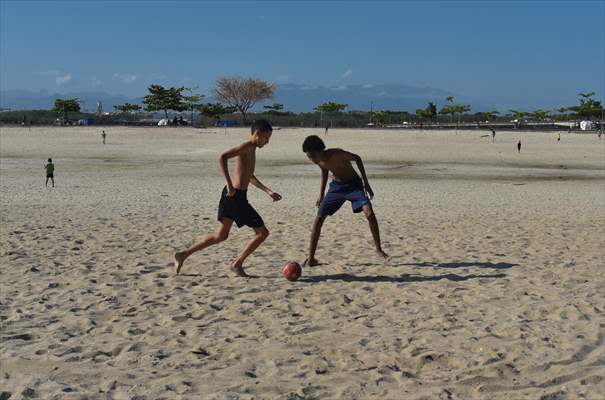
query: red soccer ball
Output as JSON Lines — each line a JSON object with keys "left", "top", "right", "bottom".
{"left": 281, "top": 261, "right": 302, "bottom": 282}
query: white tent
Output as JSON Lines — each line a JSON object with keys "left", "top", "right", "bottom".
{"left": 158, "top": 118, "right": 169, "bottom": 126}
{"left": 580, "top": 120, "right": 593, "bottom": 131}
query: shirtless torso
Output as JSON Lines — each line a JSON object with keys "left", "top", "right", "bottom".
{"left": 231, "top": 145, "right": 256, "bottom": 189}
{"left": 316, "top": 149, "right": 359, "bottom": 181}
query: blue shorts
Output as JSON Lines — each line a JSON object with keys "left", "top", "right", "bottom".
{"left": 318, "top": 178, "right": 370, "bottom": 217}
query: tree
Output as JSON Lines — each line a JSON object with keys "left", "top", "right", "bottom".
{"left": 440, "top": 102, "right": 470, "bottom": 131}
{"left": 554, "top": 107, "right": 573, "bottom": 121}
{"left": 473, "top": 110, "right": 500, "bottom": 122}
{"left": 263, "top": 103, "right": 286, "bottom": 115}
{"left": 214, "top": 77, "right": 275, "bottom": 123}
{"left": 369, "top": 110, "right": 386, "bottom": 126}
{"left": 415, "top": 102, "right": 437, "bottom": 125}
{"left": 508, "top": 109, "right": 526, "bottom": 120}
{"left": 439, "top": 96, "right": 456, "bottom": 124}
{"left": 454, "top": 104, "right": 470, "bottom": 118}
{"left": 113, "top": 103, "right": 141, "bottom": 124}
{"left": 424, "top": 102, "right": 437, "bottom": 120}
{"left": 142, "top": 84, "right": 187, "bottom": 119}
{"left": 113, "top": 103, "right": 141, "bottom": 114}
{"left": 314, "top": 102, "right": 348, "bottom": 127}
{"left": 529, "top": 109, "right": 550, "bottom": 121}
{"left": 566, "top": 92, "right": 603, "bottom": 120}
{"left": 182, "top": 87, "right": 205, "bottom": 126}
{"left": 314, "top": 102, "right": 347, "bottom": 114}
{"left": 52, "top": 98, "right": 80, "bottom": 122}
{"left": 198, "top": 103, "right": 236, "bottom": 125}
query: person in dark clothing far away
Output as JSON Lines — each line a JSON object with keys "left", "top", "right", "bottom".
{"left": 45, "top": 158, "right": 55, "bottom": 188}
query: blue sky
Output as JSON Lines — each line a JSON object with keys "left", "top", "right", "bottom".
{"left": 1, "top": 0, "right": 603, "bottom": 110}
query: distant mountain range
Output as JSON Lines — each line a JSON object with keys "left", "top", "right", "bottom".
{"left": 0, "top": 84, "right": 494, "bottom": 113}
{"left": 273, "top": 83, "right": 488, "bottom": 112}
{"left": 0, "top": 89, "right": 140, "bottom": 113}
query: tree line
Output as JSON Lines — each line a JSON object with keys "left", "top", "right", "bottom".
{"left": 3, "top": 76, "right": 603, "bottom": 127}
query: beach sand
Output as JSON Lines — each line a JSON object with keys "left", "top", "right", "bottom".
{"left": 1, "top": 126, "right": 604, "bottom": 399}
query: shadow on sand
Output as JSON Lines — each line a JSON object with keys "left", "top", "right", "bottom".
{"left": 395, "top": 261, "right": 518, "bottom": 270}
{"left": 300, "top": 272, "right": 506, "bottom": 284}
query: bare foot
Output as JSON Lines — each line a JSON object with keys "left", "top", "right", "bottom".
{"left": 173, "top": 251, "right": 187, "bottom": 274}
{"left": 230, "top": 261, "right": 250, "bottom": 277}
{"left": 303, "top": 257, "right": 319, "bottom": 267}
{"left": 376, "top": 249, "right": 391, "bottom": 264}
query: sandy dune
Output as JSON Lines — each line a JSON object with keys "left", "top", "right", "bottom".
{"left": 1, "top": 126, "right": 604, "bottom": 399}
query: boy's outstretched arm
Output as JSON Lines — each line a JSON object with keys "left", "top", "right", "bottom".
{"left": 317, "top": 168, "right": 329, "bottom": 207}
{"left": 250, "top": 175, "right": 282, "bottom": 201}
{"left": 219, "top": 142, "right": 254, "bottom": 195}
{"left": 347, "top": 151, "right": 374, "bottom": 199}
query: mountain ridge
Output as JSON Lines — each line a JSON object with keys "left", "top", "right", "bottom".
{"left": 1, "top": 83, "right": 494, "bottom": 112}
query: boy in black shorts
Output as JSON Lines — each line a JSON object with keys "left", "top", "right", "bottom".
{"left": 173, "top": 120, "right": 282, "bottom": 277}
{"left": 45, "top": 158, "right": 55, "bottom": 188}
{"left": 302, "top": 135, "right": 388, "bottom": 266}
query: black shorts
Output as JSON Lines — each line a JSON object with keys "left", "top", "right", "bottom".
{"left": 46, "top": 174, "right": 54, "bottom": 178}
{"left": 217, "top": 187, "right": 264, "bottom": 228}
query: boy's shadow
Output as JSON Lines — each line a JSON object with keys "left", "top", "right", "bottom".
{"left": 300, "top": 272, "right": 506, "bottom": 284}
{"left": 395, "top": 261, "right": 518, "bottom": 270}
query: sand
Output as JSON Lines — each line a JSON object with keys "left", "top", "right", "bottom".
{"left": 1, "top": 126, "right": 604, "bottom": 400}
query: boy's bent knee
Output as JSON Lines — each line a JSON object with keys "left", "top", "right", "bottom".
{"left": 215, "top": 231, "right": 229, "bottom": 242}
{"left": 363, "top": 207, "right": 375, "bottom": 219}
{"left": 257, "top": 227, "right": 269, "bottom": 239}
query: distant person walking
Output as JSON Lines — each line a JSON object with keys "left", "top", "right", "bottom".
{"left": 599, "top": 129, "right": 602, "bottom": 139}
{"left": 101, "top": 130, "right": 107, "bottom": 144}
{"left": 517, "top": 140, "right": 522, "bottom": 153}
{"left": 325, "top": 125, "right": 329, "bottom": 136}
{"left": 557, "top": 133, "right": 561, "bottom": 142}
{"left": 45, "top": 158, "right": 55, "bottom": 188}
{"left": 491, "top": 128, "right": 496, "bottom": 142}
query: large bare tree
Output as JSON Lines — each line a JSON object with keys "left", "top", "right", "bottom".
{"left": 214, "top": 77, "right": 275, "bottom": 123}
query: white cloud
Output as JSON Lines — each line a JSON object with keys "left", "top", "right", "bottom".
{"left": 276, "top": 74, "right": 291, "bottom": 82}
{"left": 92, "top": 75, "right": 101, "bottom": 88}
{"left": 342, "top": 69, "right": 353, "bottom": 79}
{"left": 113, "top": 72, "right": 140, "bottom": 84}
{"left": 331, "top": 85, "right": 348, "bottom": 91}
{"left": 362, "top": 83, "right": 375, "bottom": 89}
{"left": 55, "top": 73, "right": 72, "bottom": 86}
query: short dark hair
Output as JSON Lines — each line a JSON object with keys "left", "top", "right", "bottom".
{"left": 302, "top": 135, "right": 326, "bottom": 152}
{"left": 250, "top": 119, "right": 272, "bottom": 135}
{"left": 48, "top": 158, "right": 52, "bottom": 162}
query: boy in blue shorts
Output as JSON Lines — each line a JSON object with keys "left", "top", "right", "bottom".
{"left": 302, "top": 135, "right": 388, "bottom": 266}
